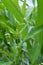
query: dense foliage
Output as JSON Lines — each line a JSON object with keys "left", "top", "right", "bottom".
{"left": 0, "top": 0, "right": 43, "bottom": 65}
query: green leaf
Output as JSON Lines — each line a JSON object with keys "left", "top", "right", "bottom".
{"left": 19, "top": 23, "right": 28, "bottom": 37}
{"left": 13, "top": 0, "right": 20, "bottom": 8}
{"left": 23, "top": 24, "right": 43, "bottom": 42}
{"left": 18, "top": 24, "right": 43, "bottom": 48}
{"left": 31, "top": 42, "right": 41, "bottom": 65}
{"left": 0, "top": 58, "right": 13, "bottom": 65}
{"left": 32, "top": 0, "right": 35, "bottom": 5}
{"left": 36, "top": 0, "right": 43, "bottom": 54}
{"left": 21, "top": 0, "right": 26, "bottom": 16}
{"left": 2, "top": 0, "right": 24, "bottom": 23}
{"left": 0, "top": 49, "right": 4, "bottom": 53}
{"left": 0, "top": 3, "right": 5, "bottom": 12}
{"left": 0, "top": 32, "right": 4, "bottom": 39}
{"left": 0, "top": 48, "right": 12, "bottom": 58}
{"left": 26, "top": 6, "right": 34, "bottom": 19}
{"left": 0, "top": 21, "right": 16, "bottom": 36}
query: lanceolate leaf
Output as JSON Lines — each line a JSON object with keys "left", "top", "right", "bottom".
{"left": 2, "top": 0, "right": 24, "bottom": 23}
{"left": 0, "top": 48, "right": 12, "bottom": 57}
{"left": 23, "top": 24, "right": 43, "bottom": 42}
{"left": 0, "top": 3, "right": 5, "bottom": 10}
{"left": 0, "top": 21, "right": 16, "bottom": 36}
{"left": 22, "top": 0, "right": 26, "bottom": 16}
{"left": 18, "top": 24, "right": 43, "bottom": 47}
{"left": 28, "top": 42, "right": 41, "bottom": 65}
{"left": 13, "top": 0, "right": 20, "bottom": 8}
{"left": 36, "top": 0, "right": 43, "bottom": 54}
{"left": 0, "top": 58, "right": 13, "bottom": 65}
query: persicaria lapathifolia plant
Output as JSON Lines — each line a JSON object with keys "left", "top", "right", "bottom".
{"left": 0, "top": 0, "right": 43, "bottom": 65}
